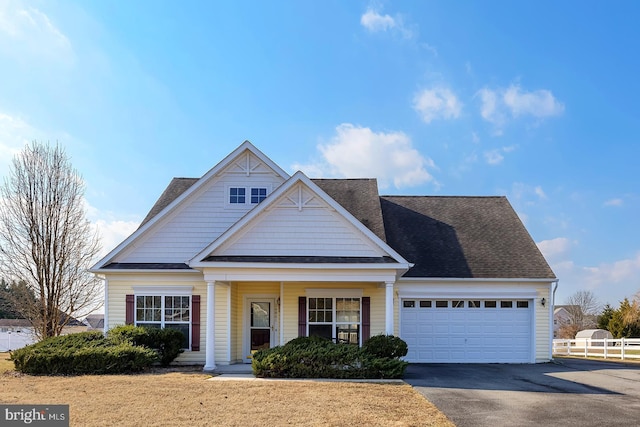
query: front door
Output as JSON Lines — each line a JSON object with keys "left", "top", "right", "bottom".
{"left": 245, "top": 298, "right": 275, "bottom": 363}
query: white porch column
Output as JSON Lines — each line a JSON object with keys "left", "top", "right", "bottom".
{"left": 385, "top": 281, "right": 394, "bottom": 335}
{"left": 203, "top": 281, "right": 216, "bottom": 371}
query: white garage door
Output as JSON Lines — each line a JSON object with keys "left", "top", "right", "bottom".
{"left": 400, "top": 299, "right": 532, "bottom": 363}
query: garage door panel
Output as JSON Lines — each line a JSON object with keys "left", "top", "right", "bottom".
{"left": 401, "top": 298, "right": 532, "bottom": 363}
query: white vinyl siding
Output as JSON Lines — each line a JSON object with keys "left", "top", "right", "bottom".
{"left": 114, "top": 160, "right": 285, "bottom": 264}
{"left": 215, "top": 189, "right": 384, "bottom": 257}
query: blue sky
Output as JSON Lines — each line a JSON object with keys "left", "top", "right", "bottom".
{"left": 1, "top": 1, "right": 639, "bottom": 308}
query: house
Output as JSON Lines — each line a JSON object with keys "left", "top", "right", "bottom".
{"left": 84, "top": 314, "right": 105, "bottom": 330}
{"left": 91, "top": 141, "right": 557, "bottom": 368}
{"left": 553, "top": 305, "right": 574, "bottom": 338}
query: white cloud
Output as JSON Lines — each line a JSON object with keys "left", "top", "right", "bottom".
{"left": 84, "top": 198, "right": 140, "bottom": 257}
{"left": 0, "top": 113, "right": 34, "bottom": 161}
{"left": 92, "top": 219, "right": 139, "bottom": 258}
{"left": 477, "top": 84, "right": 564, "bottom": 132}
{"left": 483, "top": 145, "right": 517, "bottom": 166}
{"left": 503, "top": 85, "right": 565, "bottom": 118}
{"left": 484, "top": 149, "right": 504, "bottom": 165}
{"left": 477, "top": 88, "right": 501, "bottom": 124}
{"left": 554, "top": 252, "right": 640, "bottom": 305}
{"left": 413, "top": 87, "right": 462, "bottom": 124}
{"left": 534, "top": 186, "right": 547, "bottom": 200}
{"left": 293, "top": 123, "right": 436, "bottom": 190}
{"left": 604, "top": 198, "right": 623, "bottom": 207}
{"left": 360, "top": 7, "right": 413, "bottom": 39}
{"left": 537, "top": 237, "right": 571, "bottom": 261}
{"left": 509, "top": 182, "right": 549, "bottom": 205}
{"left": 360, "top": 9, "right": 396, "bottom": 32}
{"left": 0, "top": 0, "right": 73, "bottom": 63}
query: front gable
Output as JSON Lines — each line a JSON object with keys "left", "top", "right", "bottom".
{"left": 92, "top": 141, "right": 290, "bottom": 269}
{"left": 191, "top": 172, "right": 409, "bottom": 266}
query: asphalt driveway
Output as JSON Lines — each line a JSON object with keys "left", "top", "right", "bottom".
{"left": 405, "top": 358, "right": 640, "bottom": 427}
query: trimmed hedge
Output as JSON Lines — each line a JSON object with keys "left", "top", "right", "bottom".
{"left": 10, "top": 331, "right": 158, "bottom": 375}
{"left": 107, "top": 325, "right": 185, "bottom": 367}
{"left": 252, "top": 335, "right": 408, "bottom": 379}
{"left": 11, "top": 325, "right": 186, "bottom": 375}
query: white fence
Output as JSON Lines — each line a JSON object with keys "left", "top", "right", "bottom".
{"left": 0, "top": 331, "right": 37, "bottom": 352}
{"left": 553, "top": 338, "right": 640, "bottom": 361}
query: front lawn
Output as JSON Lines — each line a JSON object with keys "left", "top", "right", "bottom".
{"left": 0, "top": 367, "right": 453, "bottom": 426}
{"left": 0, "top": 353, "right": 13, "bottom": 373}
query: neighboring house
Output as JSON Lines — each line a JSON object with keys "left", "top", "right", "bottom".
{"left": 91, "top": 141, "right": 557, "bottom": 368}
{"left": 553, "top": 305, "right": 574, "bottom": 338}
{"left": 84, "top": 314, "right": 105, "bottom": 330}
{"left": 553, "top": 305, "right": 598, "bottom": 338}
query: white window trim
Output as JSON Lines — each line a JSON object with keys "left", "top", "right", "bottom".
{"left": 305, "top": 288, "right": 363, "bottom": 298}
{"left": 307, "top": 295, "right": 362, "bottom": 345}
{"left": 133, "top": 287, "right": 193, "bottom": 351}
{"left": 225, "top": 184, "right": 272, "bottom": 208}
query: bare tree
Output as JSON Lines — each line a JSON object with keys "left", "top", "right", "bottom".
{"left": 564, "top": 290, "right": 601, "bottom": 331}
{"left": 622, "top": 291, "right": 640, "bottom": 331}
{"left": 0, "top": 142, "right": 101, "bottom": 338}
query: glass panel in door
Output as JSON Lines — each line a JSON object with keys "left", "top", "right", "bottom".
{"left": 250, "top": 302, "right": 271, "bottom": 353}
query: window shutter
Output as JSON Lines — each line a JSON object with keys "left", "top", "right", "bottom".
{"left": 125, "top": 294, "right": 134, "bottom": 325}
{"left": 362, "top": 296, "right": 371, "bottom": 342}
{"left": 298, "top": 297, "right": 307, "bottom": 337}
{"left": 191, "top": 295, "right": 200, "bottom": 351}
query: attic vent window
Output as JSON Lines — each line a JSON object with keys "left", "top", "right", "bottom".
{"left": 230, "top": 187, "right": 246, "bottom": 204}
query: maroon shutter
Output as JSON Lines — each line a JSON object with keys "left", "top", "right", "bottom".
{"left": 191, "top": 295, "right": 200, "bottom": 351}
{"left": 125, "top": 295, "right": 134, "bottom": 325}
{"left": 362, "top": 297, "right": 371, "bottom": 343}
{"left": 298, "top": 297, "right": 307, "bottom": 337}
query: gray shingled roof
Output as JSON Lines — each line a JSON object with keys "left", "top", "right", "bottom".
{"left": 130, "top": 175, "right": 554, "bottom": 280}
{"left": 139, "top": 178, "right": 198, "bottom": 227}
{"left": 380, "top": 196, "right": 555, "bottom": 279}
{"left": 312, "top": 179, "right": 387, "bottom": 242}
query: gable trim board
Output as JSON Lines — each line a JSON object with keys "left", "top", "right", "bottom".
{"left": 92, "top": 141, "right": 556, "bottom": 367}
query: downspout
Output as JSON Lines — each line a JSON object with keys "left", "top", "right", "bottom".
{"left": 549, "top": 279, "right": 559, "bottom": 360}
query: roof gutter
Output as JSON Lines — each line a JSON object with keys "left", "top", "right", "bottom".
{"left": 398, "top": 277, "right": 557, "bottom": 283}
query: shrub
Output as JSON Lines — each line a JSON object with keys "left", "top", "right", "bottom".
{"left": 252, "top": 335, "right": 409, "bottom": 379}
{"left": 107, "top": 325, "right": 185, "bottom": 367}
{"left": 10, "top": 331, "right": 158, "bottom": 375}
{"left": 362, "top": 335, "right": 408, "bottom": 359}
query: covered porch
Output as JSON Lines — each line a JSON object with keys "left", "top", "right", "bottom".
{"left": 200, "top": 265, "right": 401, "bottom": 371}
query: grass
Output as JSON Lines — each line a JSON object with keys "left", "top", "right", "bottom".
{"left": 0, "top": 364, "right": 453, "bottom": 426}
{"left": 0, "top": 353, "right": 13, "bottom": 373}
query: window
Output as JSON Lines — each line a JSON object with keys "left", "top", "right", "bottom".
{"left": 452, "top": 300, "right": 464, "bottom": 308}
{"left": 229, "top": 187, "right": 268, "bottom": 205}
{"left": 308, "top": 297, "right": 360, "bottom": 345}
{"left": 229, "top": 187, "right": 246, "bottom": 204}
{"left": 435, "top": 300, "right": 448, "bottom": 308}
{"left": 419, "top": 300, "right": 432, "bottom": 308}
{"left": 468, "top": 300, "right": 481, "bottom": 308}
{"left": 501, "top": 301, "right": 513, "bottom": 308}
{"left": 135, "top": 295, "right": 190, "bottom": 349}
{"left": 517, "top": 301, "right": 529, "bottom": 308}
{"left": 403, "top": 300, "right": 415, "bottom": 308}
{"left": 251, "top": 188, "right": 267, "bottom": 204}
{"left": 484, "top": 301, "right": 497, "bottom": 308}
